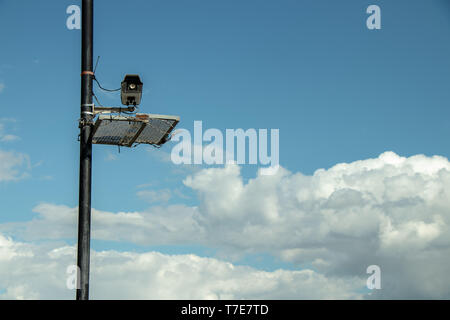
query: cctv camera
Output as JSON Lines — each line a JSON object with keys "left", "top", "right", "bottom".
{"left": 121, "top": 74, "right": 143, "bottom": 106}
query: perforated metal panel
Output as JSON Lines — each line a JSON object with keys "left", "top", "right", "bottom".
{"left": 91, "top": 114, "right": 179, "bottom": 147}
{"left": 135, "top": 115, "right": 178, "bottom": 145}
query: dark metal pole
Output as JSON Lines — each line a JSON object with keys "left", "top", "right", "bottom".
{"left": 77, "top": 0, "right": 94, "bottom": 300}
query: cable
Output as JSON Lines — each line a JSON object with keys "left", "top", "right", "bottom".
{"left": 93, "top": 77, "right": 121, "bottom": 92}
{"left": 91, "top": 55, "right": 121, "bottom": 92}
{"left": 92, "top": 56, "right": 120, "bottom": 91}
{"left": 93, "top": 56, "right": 100, "bottom": 74}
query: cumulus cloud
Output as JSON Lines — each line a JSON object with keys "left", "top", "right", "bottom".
{"left": 184, "top": 151, "right": 450, "bottom": 299}
{"left": 0, "top": 203, "right": 204, "bottom": 246}
{"left": 0, "top": 233, "right": 363, "bottom": 299}
{"left": 137, "top": 189, "right": 172, "bottom": 203}
{"left": 0, "top": 149, "right": 30, "bottom": 182}
{"left": 2, "top": 151, "right": 450, "bottom": 298}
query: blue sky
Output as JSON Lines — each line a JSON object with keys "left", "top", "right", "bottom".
{"left": 0, "top": 0, "right": 450, "bottom": 299}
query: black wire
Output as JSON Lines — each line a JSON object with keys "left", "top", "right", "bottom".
{"left": 93, "top": 76, "right": 121, "bottom": 92}
{"left": 93, "top": 90, "right": 138, "bottom": 116}
{"left": 91, "top": 55, "right": 121, "bottom": 92}
{"left": 94, "top": 56, "right": 100, "bottom": 74}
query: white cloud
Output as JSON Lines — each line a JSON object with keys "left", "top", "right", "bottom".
{"left": 0, "top": 118, "right": 20, "bottom": 143}
{"left": 0, "top": 233, "right": 363, "bottom": 299}
{"left": 183, "top": 151, "right": 450, "bottom": 298}
{"left": 0, "top": 83, "right": 4, "bottom": 93}
{"left": 0, "top": 119, "right": 28, "bottom": 181}
{"left": 137, "top": 189, "right": 172, "bottom": 203}
{"left": 0, "top": 134, "right": 20, "bottom": 142}
{"left": 2, "top": 151, "right": 450, "bottom": 298}
{"left": 0, "top": 149, "right": 30, "bottom": 182}
{"left": 0, "top": 203, "right": 204, "bottom": 245}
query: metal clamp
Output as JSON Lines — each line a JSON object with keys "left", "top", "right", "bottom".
{"left": 78, "top": 117, "right": 94, "bottom": 128}
{"left": 81, "top": 103, "right": 95, "bottom": 119}
{"left": 81, "top": 103, "right": 95, "bottom": 109}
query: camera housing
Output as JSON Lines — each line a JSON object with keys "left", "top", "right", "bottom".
{"left": 121, "top": 74, "right": 143, "bottom": 106}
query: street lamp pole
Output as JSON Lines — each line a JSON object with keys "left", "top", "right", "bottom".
{"left": 73, "top": 0, "right": 179, "bottom": 300}
{"left": 77, "top": 0, "right": 94, "bottom": 301}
